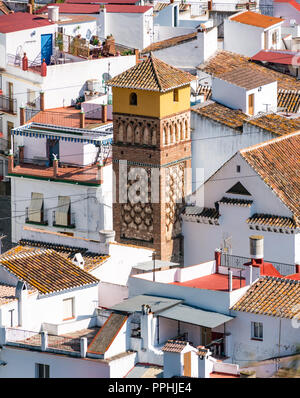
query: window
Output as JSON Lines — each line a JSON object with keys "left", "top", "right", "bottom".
{"left": 27, "top": 89, "right": 36, "bottom": 107}
{"left": 272, "top": 30, "right": 278, "bottom": 45}
{"left": 9, "top": 309, "right": 14, "bottom": 327}
{"left": 28, "top": 192, "right": 44, "bottom": 223}
{"left": 36, "top": 363, "right": 50, "bottom": 378}
{"left": 63, "top": 297, "right": 74, "bottom": 320}
{"left": 236, "top": 165, "right": 241, "bottom": 173}
{"left": 55, "top": 196, "right": 71, "bottom": 227}
{"left": 251, "top": 322, "right": 263, "bottom": 340}
{"left": 129, "top": 92, "right": 137, "bottom": 106}
{"left": 173, "top": 88, "right": 179, "bottom": 102}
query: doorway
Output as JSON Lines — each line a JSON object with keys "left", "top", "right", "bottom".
{"left": 41, "top": 34, "right": 53, "bottom": 65}
{"left": 248, "top": 93, "right": 254, "bottom": 116}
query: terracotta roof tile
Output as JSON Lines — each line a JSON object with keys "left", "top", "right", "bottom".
{"left": 246, "top": 114, "right": 300, "bottom": 135}
{"left": 142, "top": 32, "right": 197, "bottom": 54}
{"left": 218, "top": 67, "right": 277, "bottom": 90}
{"left": 231, "top": 276, "right": 300, "bottom": 319}
{"left": 246, "top": 213, "right": 297, "bottom": 229}
{"left": 197, "top": 84, "right": 212, "bottom": 99}
{"left": 230, "top": 11, "right": 284, "bottom": 28}
{"left": 198, "top": 50, "right": 300, "bottom": 91}
{"left": 219, "top": 197, "right": 253, "bottom": 207}
{"left": 183, "top": 206, "right": 220, "bottom": 219}
{"left": 162, "top": 340, "right": 189, "bottom": 353}
{"left": 0, "top": 283, "right": 17, "bottom": 306}
{"left": 240, "top": 132, "right": 300, "bottom": 226}
{"left": 192, "top": 102, "right": 248, "bottom": 130}
{"left": 18, "top": 240, "right": 109, "bottom": 272}
{"left": 107, "top": 53, "right": 196, "bottom": 92}
{"left": 0, "top": 249, "right": 99, "bottom": 295}
{"left": 278, "top": 89, "right": 300, "bottom": 113}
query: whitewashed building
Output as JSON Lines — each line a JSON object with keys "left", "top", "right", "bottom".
{"left": 224, "top": 11, "right": 284, "bottom": 57}
{"left": 183, "top": 131, "right": 300, "bottom": 266}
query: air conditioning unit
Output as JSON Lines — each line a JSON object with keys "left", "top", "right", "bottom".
{"left": 86, "top": 79, "right": 101, "bottom": 92}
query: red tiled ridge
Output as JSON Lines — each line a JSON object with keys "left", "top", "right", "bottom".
{"left": 0, "top": 12, "right": 55, "bottom": 33}
{"left": 107, "top": 53, "right": 196, "bottom": 92}
{"left": 230, "top": 11, "right": 284, "bottom": 28}
{"left": 105, "top": 5, "right": 152, "bottom": 13}
{"left": 231, "top": 276, "right": 300, "bottom": 318}
{"left": 240, "top": 131, "right": 300, "bottom": 226}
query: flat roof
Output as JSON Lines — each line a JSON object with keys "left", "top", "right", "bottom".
{"left": 133, "top": 260, "right": 179, "bottom": 272}
{"left": 111, "top": 295, "right": 183, "bottom": 314}
{"left": 171, "top": 273, "right": 246, "bottom": 292}
{"left": 158, "top": 304, "right": 234, "bottom": 328}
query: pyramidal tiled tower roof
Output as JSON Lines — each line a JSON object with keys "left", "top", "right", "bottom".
{"left": 107, "top": 53, "right": 196, "bottom": 92}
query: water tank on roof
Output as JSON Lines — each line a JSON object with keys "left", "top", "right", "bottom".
{"left": 48, "top": 6, "right": 59, "bottom": 23}
{"left": 249, "top": 235, "right": 264, "bottom": 260}
{"left": 87, "top": 79, "right": 101, "bottom": 92}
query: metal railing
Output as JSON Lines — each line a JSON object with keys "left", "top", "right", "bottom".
{"left": 25, "top": 108, "right": 41, "bottom": 123}
{"left": 220, "top": 253, "right": 296, "bottom": 276}
{"left": 7, "top": 54, "right": 42, "bottom": 74}
{"left": 0, "top": 94, "right": 17, "bottom": 114}
{"left": 53, "top": 211, "right": 76, "bottom": 229}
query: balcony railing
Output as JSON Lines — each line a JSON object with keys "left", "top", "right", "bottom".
{"left": 25, "top": 207, "right": 48, "bottom": 226}
{"left": 53, "top": 210, "right": 76, "bottom": 229}
{"left": 0, "top": 94, "right": 17, "bottom": 114}
{"left": 7, "top": 53, "right": 42, "bottom": 74}
{"left": 220, "top": 253, "right": 296, "bottom": 276}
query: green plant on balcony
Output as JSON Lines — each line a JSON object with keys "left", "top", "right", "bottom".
{"left": 55, "top": 32, "right": 63, "bottom": 51}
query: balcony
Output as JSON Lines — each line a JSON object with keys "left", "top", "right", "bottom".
{"left": 0, "top": 94, "right": 17, "bottom": 115}
{"left": 53, "top": 210, "right": 76, "bottom": 229}
{"left": 25, "top": 206, "right": 48, "bottom": 226}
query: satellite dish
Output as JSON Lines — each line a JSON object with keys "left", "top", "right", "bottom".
{"left": 102, "top": 72, "right": 112, "bottom": 82}
{"left": 86, "top": 29, "right": 92, "bottom": 40}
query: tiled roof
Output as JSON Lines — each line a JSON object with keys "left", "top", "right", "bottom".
{"left": 219, "top": 197, "right": 253, "bottom": 207}
{"left": 198, "top": 51, "right": 300, "bottom": 91}
{"left": 246, "top": 213, "right": 297, "bottom": 229}
{"left": 0, "top": 283, "right": 17, "bottom": 306}
{"left": 18, "top": 240, "right": 109, "bottom": 272}
{"left": 218, "top": 67, "right": 277, "bottom": 90}
{"left": 162, "top": 340, "right": 189, "bottom": 353}
{"left": 191, "top": 102, "right": 248, "bottom": 130}
{"left": 0, "top": 12, "right": 55, "bottom": 33}
{"left": 278, "top": 89, "right": 300, "bottom": 114}
{"left": 231, "top": 276, "right": 300, "bottom": 319}
{"left": 197, "top": 84, "right": 212, "bottom": 99}
{"left": 153, "top": 2, "right": 188, "bottom": 12}
{"left": 106, "top": 53, "right": 196, "bottom": 92}
{"left": 240, "top": 132, "right": 300, "bottom": 227}
{"left": 183, "top": 206, "right": 220, "bottom": 219}
{"left": 0, "top": 249, "right": 99, "bottom": 295}
{"left": 65, "top": 0, "right": 138, "bottom": 4}
{"left": 246, "top": 114, "right": 300, "bottom": 136}
{"left": 230, "top": 11, "right": 284, "bottom": 28}
{"left": 251, "top": 50, "right": 300, "bottom": 66}
{"left": 105, "top": 5, "right": 152, "bottom": 13}
{"left": 87, "top": 313, "right": 128, "bottom": 354}
{"left": 197, "top": 346, "right": 210, "bottom": 356}
{"left": 142, "top": 32, "right": 197, "bottom": 54}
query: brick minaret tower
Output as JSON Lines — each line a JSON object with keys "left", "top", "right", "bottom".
{"left": 107, "top": 54, "right": 195, "bottom": 261}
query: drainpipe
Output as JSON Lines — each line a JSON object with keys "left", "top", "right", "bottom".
{"left": 102, "top": 104, "right": 107, "bottom": 123}
{"left": 53, "top": 157, "right": 58, "bottom": 177}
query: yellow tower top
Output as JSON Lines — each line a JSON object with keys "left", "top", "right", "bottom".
{"left": 107, "top": 53, "right": 196, "bottom": 118}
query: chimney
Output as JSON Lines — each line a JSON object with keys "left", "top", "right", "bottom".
{"left": 47, "top": 5, "right": 59, "bottom": 22}
{"left": 15, "top": 281, "right": 27, "bottom": 327}
{"left": 134, "top": 49, "right": 140, "bottom": 64}
{"left": 53, "top": 157, "right": 58, "bottom": 177}
{"left": 99, "top": 230, "right": 115, "bottom": 254}
{"left": 208, "top": 0, "right": 212, "bottom": 11}
{"left": 22, "top": 53, "right": 28, "bottom": 71}
{"left": 80, "top": 110, "right": 85, "bottom": 128}
{"left": 249, "top": 235, "right": 264, "bottom": 265}
{"left": 141, "top": 304, "right": 153, "bottom": 350}
{"left": 228, "top": 270, "right": 233, "bottom": 292}
{"left": 80, "top": 337, "right": 87, "bottom": 358}
{"left": 215, "top": 249, "right": 221, "bottom": 273}
{"left": 40, "top": 91, "right": 45, "bottom": 111}
{"left": 20, "top": 106, "right": 25, "bottom": 126}
{"left": 102, "top": 104, "right": 107, "bottom": 123}
{"left": 41, "top": 59, "right": 47, "bottom": 77}
{"left": 41, "top": 331, "right": 48, "bottom": 351}
{"left": 8, "top": 151, "right": 14, "bottom": 173}
{"left": 72, "top": 253, "right": 85, "bottom": 269}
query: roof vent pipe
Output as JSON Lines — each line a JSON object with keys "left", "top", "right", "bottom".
{"left": 48, "top": 6, "right": 59, "bottom": 22}
{"left": 249, "top": 235, "right": 264, "bottom": 264}
{"left": 228, "top": 270, "right": 233, "bottom": 292}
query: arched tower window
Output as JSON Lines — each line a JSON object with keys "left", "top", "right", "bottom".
{"left": 129, "top": 92, "right": 137, "bottom": 106}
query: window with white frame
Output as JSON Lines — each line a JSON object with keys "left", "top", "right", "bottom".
{"left": 251, "top": 321, "right": 263, "bottom": 340}
{"left": 63, "top": 297, "right": 74, "bottom": 320}
{"left": 35, "top": 363, "right": 50, "bottom": 378}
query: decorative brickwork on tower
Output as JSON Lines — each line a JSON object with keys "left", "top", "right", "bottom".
{"left": 107, "top": 54, "right": 195, "bottom": 261}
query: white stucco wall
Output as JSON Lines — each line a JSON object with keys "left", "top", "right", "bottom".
{"left": 58, "top": 20, "right": 97, "bottom": 40}
{"left": 10, "top": 174, "right": 112, "bottom": 243}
